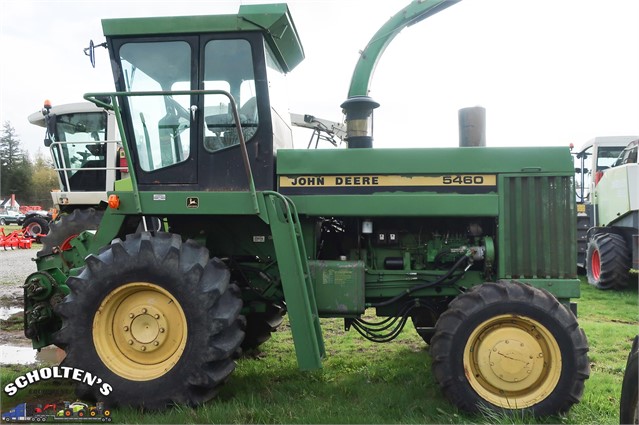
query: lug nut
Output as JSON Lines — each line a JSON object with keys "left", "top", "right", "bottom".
{"left": 153, "top": 341, "right": 159, "bottom": 346}
{"left": 154, "top": 314, "right": 160, "bottom": 319}
{"left": 141, "top": 346, "right": 146, "bottom": 351}
{"left": 129, "top": 313, "right": 134, "bottom": 318}
{"left": 123, "top": 326, "right": 129, "bottom": 331}
{"left": 142, "top": 308, "right": 147, "bottom": 314}
{"left": 128, "top": 340, "right": 133, "bottom": 345}
{"left": 159, "top": 328, "right": 165, "bottom": 333}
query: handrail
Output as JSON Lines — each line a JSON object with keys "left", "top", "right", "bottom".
{"left": 49, "top": 139, "right": 125, "bottom": 193}
{"left": 84, "top": 90, "right": 260, "bottom": 214}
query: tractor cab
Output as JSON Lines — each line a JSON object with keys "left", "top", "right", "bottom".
{"left": 28, "top": 101, "right": 123, "bottom": 209}
{"left": 101, "top": 4, "right": 303, "bottom": 192}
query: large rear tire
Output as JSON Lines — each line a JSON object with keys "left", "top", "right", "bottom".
{"left": 54, "top": 232, "right": 244, "bottom": 409}
{"left": 431, "top": 281, "right": 589, "bottom": 416}
{"left": 38, "top": 208, "right": 104, "bottom": 257}
{"left": 241, "top": 303, "right": 285, "bottom": 352}
{"left": 586, "top": 233, "right": 631, "bottom": 290}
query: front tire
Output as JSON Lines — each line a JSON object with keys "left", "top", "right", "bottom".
{"left": 431, "top": 281, "right": 589, "bottom": 416}
{"left": 586, "top": 233, "right": 631, "bottom": 290}
{"left": 54, "top": 232, "right": 244, "bottom": 409}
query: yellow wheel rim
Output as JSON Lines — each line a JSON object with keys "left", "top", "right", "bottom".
{"left": 93, "top": 282, "right": 187, "bottom": 381}
{"left": 463, "top": 314, "right": 562, "bottom": 409}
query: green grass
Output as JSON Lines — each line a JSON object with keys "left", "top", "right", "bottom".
{"left": 2, "top": 277, "right": 637, "bottom": 424}
{"left": 0, "top": 224, "right": 24, "bottom": 234}
{"left": 0, "top": 311, "right": 23, "bottom": 331}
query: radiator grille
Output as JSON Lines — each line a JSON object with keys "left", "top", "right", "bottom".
{"left": 500, "top": 175, "right": 576, "bottom": 279}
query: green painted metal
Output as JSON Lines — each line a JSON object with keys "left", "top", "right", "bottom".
{"left": 86, "top": 209, "right": 127, "bottom": 253}
{"left": 26, "top": 231, "right": 97, "bottom": 349}
{"left": 101, "top": 3, "right": 303, "bottom": 73}
{"left": 263, "top": 191, "right": 325, "bottom": 370}
{"left": 365, "top": 271, "right": 483, "bottom": 298}
{"left": 514, "top": 279, "right": 581, "bottom": 299}
{"left": 277, "top": 147, "right": 575, "bottom": 175}
{"left": 287, "top": 194, "right": 497, "bottom": 217}
{"left": 308, "top": 260, "right": 366, "bottom": 316}
{"left": 108, "top": 191, "right": 266, "bottom": 217}
{"left": 498, "top": 174, "right": 577, "bottom": 280}
{"left": 114, "top": 177, "right": 133, "bottom": 191}
{"left": 347, "top": 0, "right": 460, "bottom": 97}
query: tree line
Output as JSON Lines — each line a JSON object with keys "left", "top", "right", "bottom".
{"left": 1, "top": 121, "right": 58, "bottom": 209}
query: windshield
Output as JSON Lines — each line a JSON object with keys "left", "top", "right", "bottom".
{"left": 596, "top": 146, "right": 625, "bottom": 170}
{"left": 50, "top": 112, "right": 107, "bottom": 182}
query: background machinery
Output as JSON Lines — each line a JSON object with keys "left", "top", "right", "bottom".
{"left": 572, "top": 135, "right": 636, "bottom": 271}
{"left": 582, "top": 138, "right": 638, "bottom": 289}
{"left": 28, "top": 101, "right": 129, "bottom": 254}
{"left": 28, "top": 101, "right": 125, "bottom": 215}
{"left": 23, "top": 1, "right": 589, "bottom": 417}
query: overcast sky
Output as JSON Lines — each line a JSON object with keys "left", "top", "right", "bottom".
{"left": 1, "top": 0, "right": 638, "bottom": 157}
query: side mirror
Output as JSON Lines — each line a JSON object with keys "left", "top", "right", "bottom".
{"left": 84, "top": 40, "right": 96, "bottom": 68}
{"left": 83, "top": 40, "right": 108, "bottom": 68}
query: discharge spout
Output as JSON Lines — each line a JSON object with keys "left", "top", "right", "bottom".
{"left": 341, "top": 0, "right": 461, "bottom": 148}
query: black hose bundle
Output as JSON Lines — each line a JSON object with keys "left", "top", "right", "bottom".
{"left": 371, "top": 254, "right": 469, "bottom": 308}
{"left": 349, "top": 302, "right": 418, "bottom": 343}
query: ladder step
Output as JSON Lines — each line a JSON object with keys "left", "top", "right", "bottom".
{"left": 264, "top": 192, "right": 325, "bottom": 370}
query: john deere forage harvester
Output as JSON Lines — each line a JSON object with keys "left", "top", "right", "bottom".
{"left": 23, "top": 0, "right": 589, "bottom": 416}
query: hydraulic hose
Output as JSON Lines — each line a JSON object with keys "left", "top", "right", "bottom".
{"left": 371, "top": 254, "right": 469, "bottom": 308}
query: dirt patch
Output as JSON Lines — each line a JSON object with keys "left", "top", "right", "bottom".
{"left": 0, "top": 329, "right": 28, "bottom": 346}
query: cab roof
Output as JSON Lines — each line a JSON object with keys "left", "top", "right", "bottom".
{"left": 28, "top": 102, "right": 105, "bottom": 128}
{"left": 101, "top": 3, "right": 304, "bottom": 73}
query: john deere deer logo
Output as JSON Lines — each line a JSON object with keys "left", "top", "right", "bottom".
{"left": 186, "top": 197, "right": 199, "bottom": 208}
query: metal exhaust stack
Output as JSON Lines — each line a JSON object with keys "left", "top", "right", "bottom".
{"left": 341, "top": 96, "right": 380, "bottom": 148}
{"left": 458, "top": 106, "right": 486, "bottom": 147}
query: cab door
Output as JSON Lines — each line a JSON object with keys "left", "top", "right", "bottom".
{"left": 195, "top": 34, "right": 266, "bottom": 191}
{"left": 113, "top": 36, "right": 198, "bottom": 187}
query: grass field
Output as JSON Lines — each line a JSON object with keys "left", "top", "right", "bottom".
{"left": 2, "top": 277, "right": 637, "bottom": 424}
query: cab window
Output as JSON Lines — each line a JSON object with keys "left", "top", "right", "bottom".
{"left": 202, "top": 39, "right": 257, "bottom": 153}
{"left": 119, "top": 41, "right": 192, "bottom": 172}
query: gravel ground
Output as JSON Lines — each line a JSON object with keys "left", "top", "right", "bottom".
{"left": 0, "top": 249, "right": 38, "bottom": 348}
{"left": 0, "top": 248, "right": 37, "bottom": 304}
